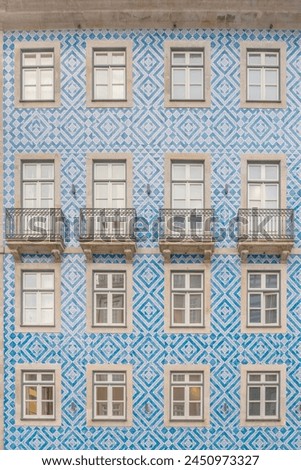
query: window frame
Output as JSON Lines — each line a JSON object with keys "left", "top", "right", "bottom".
{"left": 164, "top": 263, "right": 210, "bottom": 334}
{"left": 86, "top": 153, "right": 133, "bottom": 209}
{"left": 15, "top": 363, "right": 61, "bottom": 426}
{"left": 164, "top": 364, "right": 210, "bottom": 427}
{"left": 93, "top": 271, "right": 127, "bottom": 328}
{"left": 86, "top": 364, "right": 133, "bottom": 427}
{"left": 241, "top": 263, "right": 287, "bottom": 333}
{"left": 240, "top": 154, "right": 287, "bottom": 211}
{"left": 240, "top": 364, "right": 286, "bottom": 427}
{"left": 164, "top": 41, "right": 211, "bottom": 108}
{"left": 15, "top": 41, "right": 61, "bottom": 108}
{"left": 86, "top": 263, "right": 133, "bottom": 333}
{"left": 15, "top": 153, "right": 61, "bottom": 210}
{"left": 240, "top": 41, "right": 286, "bottom": 109}
{"left": 15, "top": 263, "right": 61, "bottom": 332}
{"left": 86, "top": 40, "right": 133, "bottom": 108}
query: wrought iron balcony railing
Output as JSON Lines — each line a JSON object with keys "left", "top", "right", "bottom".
{"left": 238, "top": 208, "right": 294, "bottom": 240}
{"left": 6, "top": 208, "right": 65, "bottom": 241}
{"left": 79, "top": 208, "right": 136, "bottom": 241}
{"left": 160, "top": 209, "right": 215, "bottom": 241}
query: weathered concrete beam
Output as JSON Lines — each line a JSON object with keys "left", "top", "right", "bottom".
{"left": 0, "top": 1, "right": 300, "bottom": 30}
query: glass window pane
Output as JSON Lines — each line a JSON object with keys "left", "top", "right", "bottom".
{"left": 173, "top": 274, "right": 186, "bottom": 289}
{"left": 189, "top": 164, "right": 203, "bottom": 180}
{"left": 173, "top": 294, "right": 185, "bottom": 308}
{"left": 25, "top": 401, "right": 37, "bottom": 415}
{"left": 172, "top": 53, "right": 186, "bottom": 65}
{"left": 190, "top": 294, "right": 202, "bottom": 309}
{"left": 248, "top": 69, "right": 261, "bottom": 85}
{"left": 173, "top": 85, "right": 185, "bottom": 100}
{"left": 265, "top": 165, "right": 278, "bottom": 180}
{"left": 23, "top": 53, "right": 38, "bottom": 66}
{"left": 189, "top": 403, "right": 201, "bottom": 416}
{"left": 265, "top": 69, "right": 278, "bottom": 86}
{"left": 23, "top": 272, "right": 37, "bottom": 289}
{"left": 248, "top": 85, "right": 261, "bottom": 101}
{"left": 96, "top": 310, "right": 107, "bottom": 324}
{"left": 189, "top": 52, "right": 203, "bottom": 65}
{"left": 96, "top": 387, "right": 107, "bottom": 400}
{"left": 249, "top": 310, "right": 261, "bottom": 323}
{"left": 23, "top": 164, "right": 37, "bottom": 179}
{"left": 265, "top": 185, "right": 278, "bottom": 201}
{"left": 111, "top": 163, "right": 125, "bottom": 180}
{"left": 265, "top": 86, "right": 278, "bottom": 101}
{"left": 95, "top": 273, "right": 108, "bottom": 289}
{"left": 112, "top": 294, "right": 124, "bottom": 308}
{"left": 25, "top": 386, "right": 37, "bottom": 400}
{"left": 112, "top": 273, "right": 125, "bottom": 289}
{"left": 173, "top": 403, "right": 185, "bottom": 416}
{"left": 173, "top": 309, "right": 185, "bottom": 323}
{"left": 189, "top": 386, "right": 200, "bottom": 400}
{"left": 112, "top": 69, "right": 125, "bottom": 84}
{"left": 112, "top": 84, "right": 125, "bottom": 100}
{"left": 96, "top": 403, "right": 107, "bottom": 416}
{"left": 265, "top": 402, "right": 277, "bottom": 416}
{"left": 94, "top": 163, "right": 109, "bottom": 180}
{"left": 41, "top": 293, "right": 54, "bottom": 309}
{"left": 40, "top": 53, "right": 54, "bottom": 66}
{"left": 190, "top": 85, "right": 203, "bottom": 100}
{"left": 190, "top": 69, "right": 202, "bottom": 85}
{"left": 265, "top": 386, "right": 277, "bottom": 400}
{"left": 96, "top": 294, "right": 107, "bottom": 308}
{"left": 40, "top": 273, "right": 54, "bottom": 289}
{"left": 111, "top": 52, "right": 125, "bottom": 65}
{"left": 42, "top": 402, "right": 53, "bottom": 416}
{"left": 265, "top": 294, "right": 277, "bottom": 309}
{"left": 250, "top": 294, "right": 261, "bottom": 308}
{"left": 24, "top": 292, "right": 37, "bottom": 308}
{"left": 173, "top": 387, "right": 185, "bottom": 400}
{"left": 247, "top": 53, "right": 261, "bottom": 66}
{"left": 266, "top": 310, "right": 277, "bottom": 324}
{"left": 265, "top": 53, "right": 278, "bottom": 66}
{"left": 249, "top": 387, "right": 260, "bottom": 400}
{"left": 266, "top": 274, "right": 278, "bottom": 289}
{"left": 249, "top": 274, "right": 261, "bottom": 288}
{"left": 248, "top": 165, "right": 262, "bottom": 180}
{"left": 172, "top": 165, "right": 186, "bottom": 180}
{"left": 23, "top": 69, "right": 37, "bottom": 85}
{"left": 95, "top": 69, "right": 108, "bottom": 86}
{"left": 190, "top": 274, "right": 202, "bottom": 289}
{"left": 40, "top": 69, "right": 53, "bottom": 86}
{"left": 266, "top": 374, "right": 278, "bottom": 382}
{"left": 112, "top": 387, "right": 124, "bottom": 400}
{"left": 249, "top": 402, "right": 260, "bottom": 416}
{"left": 42, "top": 386, "right": 53, "bottom": 400}
{"left": 112, "top": 403, "right": 124, "bottom": 416}
{"left": 94, "top": 52, "right": 108, "bottom": 65}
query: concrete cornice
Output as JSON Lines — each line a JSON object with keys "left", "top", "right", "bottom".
{"left": 0, "top": 1, "right": 301, "bottom": 31}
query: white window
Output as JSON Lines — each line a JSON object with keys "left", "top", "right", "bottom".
{"left": 22, "top": 271, "right": 55, "bottom": 326}
{"left": 22, "top": 371, "right": 55, "bottom": 420}
{"left": 248, "top": 271, "right": 280, "bottom": 327}
{"left": 247, "top": 372, "right": 280, "bottom": 420}
{"left": 171, "top": 50, "right": 204, "bottom": 101}
{"left": 93, "top": 272, "right": 126, "bottom": 327}
{"left": 21, "top": 50, "right": 54, "bottom": 101}
{"left": 93, "top": 162, "right": 126, "bottom": 209}
{"left": 170, "top": 372, "right": 204, "bottom": 421}
{"left": 93, "top": 50, "right": 126, "bottom": 101}
{"left": 172, "top": 162, "right": 204, "bottom": 209}
{"left": 171, "top": 272, "right": 203, "bottom": 327}
{"left": 93, "top": 371, "right": 126, "bottom": 420}
{"left": 248, "top": 163, "right": 279, "bottom": 209}
{"left": 22, "top": 162, "right": 54, "bottom": 209}
{"left": 247, "top": 50, "right": 280, "bottom": 102}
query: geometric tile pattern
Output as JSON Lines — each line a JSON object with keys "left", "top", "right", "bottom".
{"left": 2, "top": 28, "right": 301, "bottom": 449}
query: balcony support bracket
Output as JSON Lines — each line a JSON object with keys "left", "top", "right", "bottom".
{"left": 240, "top": 249, "right": 249, "bottom": 263}
{"left": 11, "top": 249, "right": 21, "bottom": 263}
{"left": 51, "top": 249, "right": 62, "bottom": 263}
{"left": 162, "top": 249, "right": 171, "bottom": 263}
{"left": 281, "top": 250, "right": 290, "bottom": 264}
{"left": 204, "top": 249, "right": 212, "bottom": 263}
{"left": 83, "top": 249, "right": 93, "bottom": 263}
{"left": 124, "top": 248, "right": 134, "bottom": 263}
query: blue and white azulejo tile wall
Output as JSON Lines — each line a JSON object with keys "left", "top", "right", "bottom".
{"left": 2, "top": 28, "right": 301, "bottom": 449}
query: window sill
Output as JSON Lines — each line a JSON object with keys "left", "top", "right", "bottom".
{"left": 15, "top": 99, "right": 61, "bottom": 108}
{"left": 240, "top": 100, "right": 286, "bottom": 109}
{"left": 164, "top": 98, "right": 211, "bottom": 108}
{"left": 86, "top": 98, "right": 133, "bottom": 108}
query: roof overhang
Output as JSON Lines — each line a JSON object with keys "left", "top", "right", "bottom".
{"left": 0, "top": 1, "right": 300, "bottom": 31}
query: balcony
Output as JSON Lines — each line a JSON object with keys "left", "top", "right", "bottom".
{"left": 79, "top": 208, "right": 136, "bottom": 261}
{"left": 159, "top": 209, "right": 215, "bottom": 262}
{"left": 6, "top": 208, "right": 65, "bottom": 262}
{"left": 237, "top": 208, "right": 294, "bottom": 261}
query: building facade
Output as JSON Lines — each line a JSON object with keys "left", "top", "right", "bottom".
{"left": 0, "top": 5, "right": 300, "bottom": 450}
